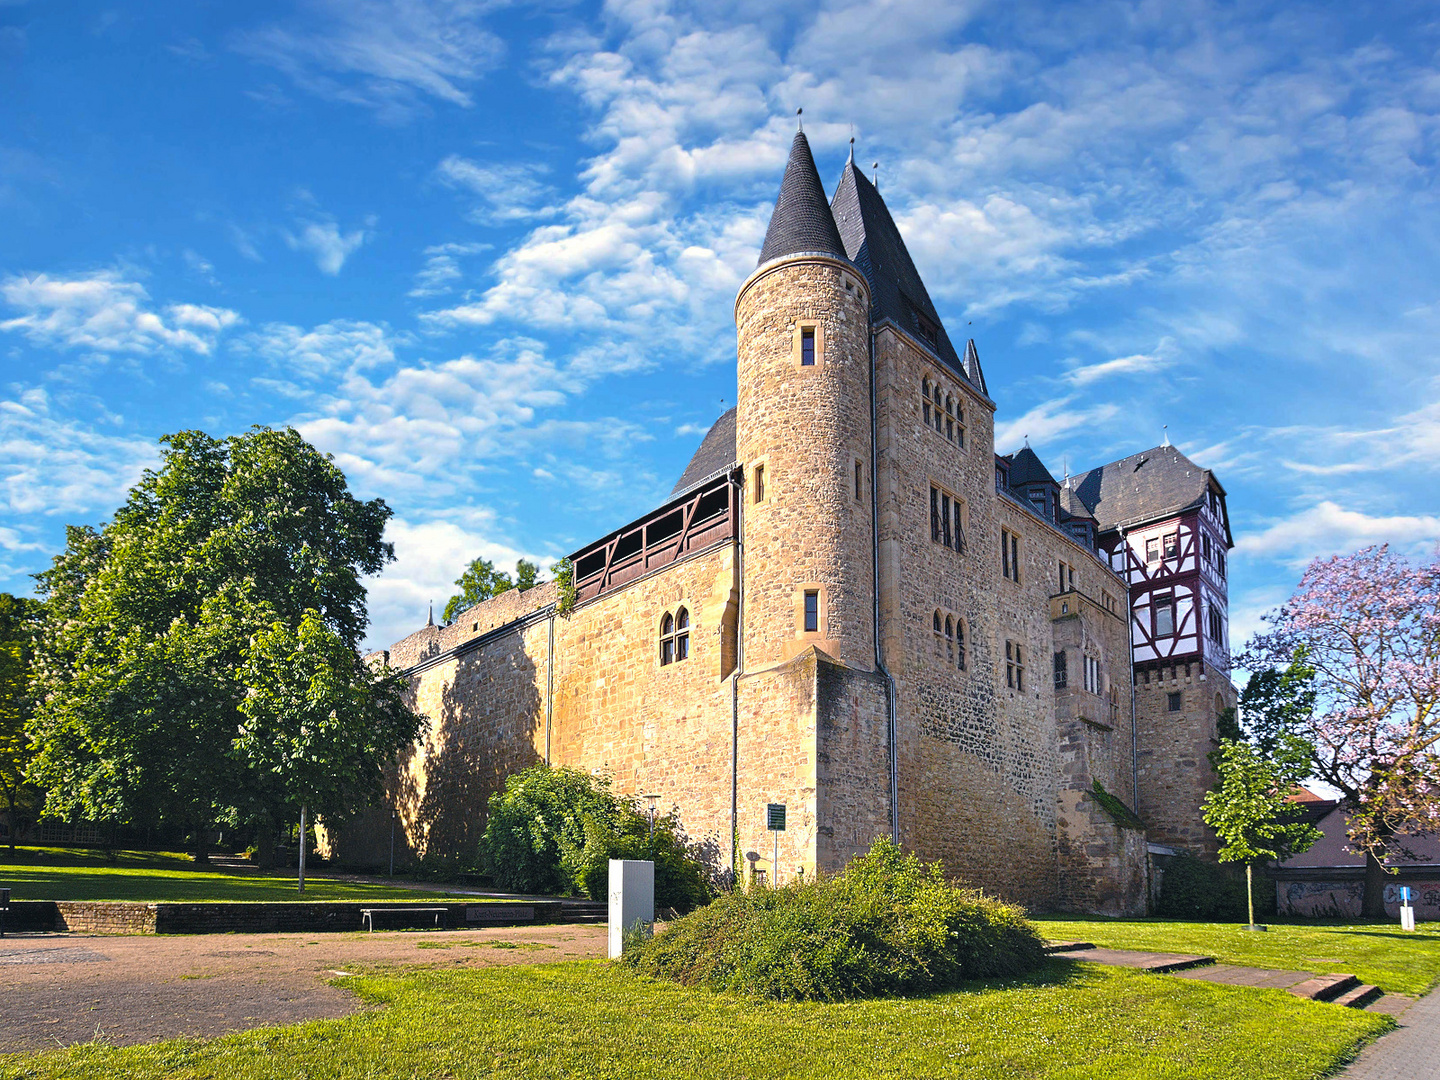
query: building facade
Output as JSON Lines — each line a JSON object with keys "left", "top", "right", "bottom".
{"left": 328, "top": 130, "right": 1237, "bottom": 915}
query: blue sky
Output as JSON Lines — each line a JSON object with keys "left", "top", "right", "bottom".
{"left": 2, "top": 0, "right": 1438, "bottom": 654}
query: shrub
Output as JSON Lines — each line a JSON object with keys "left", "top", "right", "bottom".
{"left": 477, "top": 764, "right": 713, "bottom": 912}
{"left": 624, "top": 838, "right": 1045, "bottom": 1001}
{"left": 1155, "top": 853, "right": 1266, "bottom": 919}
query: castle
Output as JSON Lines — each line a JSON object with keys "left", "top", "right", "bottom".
{"left": 332, "top": 129, "right": 1237, "bottom": 914}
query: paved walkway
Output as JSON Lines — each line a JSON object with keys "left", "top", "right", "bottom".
{"left": 1337, "top": 984, "right": 1440, "bottom": 1080}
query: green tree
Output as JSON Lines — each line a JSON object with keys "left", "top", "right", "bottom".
{"left": 237, "top": 609, "right": 424, "bottom": 890}
{"left": 443, "top": 557, "right": 539, "bottom": 623}
{"left": 27, "top": 427, "right": 404, "bottom": 860}
{"left": 1202, "top": 739, "right": 1322, "bottom": 929}
{"left": 0, "top": 593, "right": 45, "bottom": 852}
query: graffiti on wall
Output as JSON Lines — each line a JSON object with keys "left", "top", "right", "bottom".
{"left": 1281, "top": 879, "right": 1440, "bottom": 919}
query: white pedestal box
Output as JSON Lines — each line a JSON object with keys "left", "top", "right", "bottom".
{"left": 607, "top": 859, "right": 655, "bottom": 960}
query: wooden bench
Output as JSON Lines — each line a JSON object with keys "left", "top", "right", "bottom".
{"left": 360, "top": 906, "right": 449, "bottom": 932}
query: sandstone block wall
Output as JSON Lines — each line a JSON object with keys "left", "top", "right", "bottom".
{"left": 735, "top": 256, "right": 875, "bottom": 672}
{"left": 1134, "top": 663, "right": 1236, "bottom": 855}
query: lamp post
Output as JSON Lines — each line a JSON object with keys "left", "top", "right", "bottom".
{"left": 389, "top": 809, "right": 396, "bottom": 877}
{"left": 643, "top": 794, "right": 660, "bottom": 846}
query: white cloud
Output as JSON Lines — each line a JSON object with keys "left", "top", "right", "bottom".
{"left": 408, "top": 241, "right": 489, "bottom": 299}
{"left": 1066, "top": 341, "right": 1175, "bottom": 386}
{"left": 435, "top": 156, "right": 557, "bottom": 223}
{"left": 0, "top": 386, "right": 157, "bottom": 518}
{"left": 285, "top": 218, "right": 370, "bottom": 275}
{"left": 0, "top": 271, "right": 240, "bottom": 355}
{"left": 1236, "top": 500, "right": 1440, "bottom": 565}
{"left": 237, "top": 319, "right": 402, "bottom": 378}
{"left": 993, "top": 394, "right": 1120, "bottom": 454}
{"left": 234, "top": 0, "right": 504, "bottom": 122}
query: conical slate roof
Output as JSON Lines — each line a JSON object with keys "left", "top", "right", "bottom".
{"left": 757, "top": 131, "right": 847, "bottom": 266}
{"left": 671, "top": 407, "right": 737, "bottom": 495}
{"left": 831, "top": 159, "right": 973, "bottom": 387}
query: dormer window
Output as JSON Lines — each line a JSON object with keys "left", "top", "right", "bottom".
{"left": 915, "top": 311, "right": 939, "bottom": 348}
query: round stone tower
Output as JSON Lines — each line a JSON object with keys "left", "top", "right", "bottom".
{"left": 734, "top": 129, "right": 875, "bottom": 671}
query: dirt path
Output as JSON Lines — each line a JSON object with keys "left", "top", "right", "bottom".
{"left": 0, "top": 923, "right": 606, "bottom": 1053}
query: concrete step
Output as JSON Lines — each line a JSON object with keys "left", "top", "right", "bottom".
{"left": 1044, "top": 940, "right": 1095, "bottom": 953}
{"left": 1048, "top": 946, "right": 1214, "bottom": 973}
{"left": 1287, "top": 973, "right": 1359, "bottom": 1002}
{"left": 1364, "top": 993, "right": 1415, "bottom": 1017}
{"left": 1331, "top": 983, "right": 1383, "bottom": 1009}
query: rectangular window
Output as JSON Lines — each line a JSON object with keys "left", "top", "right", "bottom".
{"left": 1015, "top": 643, "right": 1024, "bottom": 691}
{"left": 1058, "top": 561, "right": 1066, "bottom": 594}
{"left": 754, "top": 463, "right": 766, "bottom": 503}
{"left": 1145, "top": 537, "right": 1159, "bottom": 564}
{"left": 1102, "top": 590, "right": 1114, "bottom": 613}
{"left": 1011, "top": 534, "right": 1020, "bottom": 583}
{"left": 1167, "top": 691, "right": 1183, "bottom": 713}
{"left": 1202, "top": 534, "right": 1212, "bottom": 563}
{"left": 803, "top": 590, "right": 819, "bottom": 633}
{"left": 931, "top": 487, "right": 941, "bottom": 543}
{"left": 800, "top": 327, "right": 815, "bottom": 366}
{"left": 952, "top": 501, "right": 966, "bottom": 554}
{"left": 1002, "top": 529, "right": 1011, "bottom": 580}
{"left": 1217, "top": 551, "right": 1226, "bottom": 579}
{"left": 941, "top": 493, "right": 952, "bottom": 547}
{"left": 1084, "top": 656, "right": 1101, "bottom": 694}
{"left": 1053, "top": 650, "right": 1068, "bottom": 690}
{"left": 854, "top": 461, "right": 863, "bottom": 501}
{"left": 1163, "top": 532, "right": 1179, "bottom": 559}
{"left": 1154, "top": 594, "right": 1175, "bottom": 637}
{"left": 1006, "top": 641, "right": 1015, "bottom": 688}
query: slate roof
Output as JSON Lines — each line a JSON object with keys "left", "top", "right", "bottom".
{"left": 1058, "top": 483, "right": 1095, "bottom": 522}
{"left": 1005, "top": 446, "right": 1059, "bottom": 488}
{"left": 830, "top": 159, "right": 972, "bottom": 386}
{"left": 1070, "top": 444, "right": 1228, "bottom": 539}
{"left": 670, "top": 407, "right": 737, "bottom": 495}
{"left": 757, "top": 132, "right": 848, "bottom": 266}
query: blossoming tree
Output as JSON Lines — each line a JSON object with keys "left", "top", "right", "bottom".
{"left": 1241, "top": 545, "right": 1440, "bottom": 916}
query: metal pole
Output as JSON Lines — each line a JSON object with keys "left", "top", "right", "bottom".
{"left": 773, "top": 828, "right": 778, "bottom": 887}
{"left": 298, "top": 806, "right": 307, "bottom": 894}
{"left": 389, "top": 810, "right": 396, "bottom": 876}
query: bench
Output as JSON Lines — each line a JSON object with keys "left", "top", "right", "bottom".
{"left": 359, "top": 906, "right": 449, "bottom": 932}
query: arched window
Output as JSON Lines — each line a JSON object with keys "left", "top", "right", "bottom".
{"left": 922, "top": 379, "right": 932, "bottom": 425}
{"left": 674, "top": 607, "right": 690, "bottom": 662}
{"left": 933, "top": 610, "right": 943, "bottom": 656}
{"left": 934, "top": 387, "right": 945, "bottom": 432}
{"left": 956, "top": 619, "right": 966, "bottom": 671}
{"left": 660, "top": 612, "right": 675, "bottom": 666}
{"left": 945, "top": 616, "right": 954, "bottom": 662}
{"left": 945, "top": 395, "right": 955, "bottom": 441}
{"left": 956, "top": 404, "right": 966, "bottom": 447}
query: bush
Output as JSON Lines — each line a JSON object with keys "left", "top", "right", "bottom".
{"left": 477, "top": 764, "right": 713, "bottom": 913}
{"left": 624, "top": 839, "right": 1045, "bottom": 1001}
{"left": 1155, "top": 853, "right": 1270, "bottom": 919}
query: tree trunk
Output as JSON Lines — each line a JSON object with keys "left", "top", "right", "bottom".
{"left": 1362, "top": 847, "right": 1391, "bottom": 918}
{"left": 192, "top": 827, "right": 210, "bottom": 865}
{"left": 253, "top": 816, "right": 276, "bottom": 870}
{"left": 1246, "top": 863, "right": 1255, "bottom": 929}
{"left": 298, "top": 805, "right": 307, "bottom": 894}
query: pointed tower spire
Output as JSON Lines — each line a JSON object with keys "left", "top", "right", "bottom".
{"left": 758, "top": 129, "right": 847, "bottom": 266}
{"left": 1163, "top": 424, "right": 1171, "bottom": 447}
{"left": 426, "top": 602, "right": 434, "bottom": 627}
{"left": 962, "top": 338, "right": 988, "bottom": 395}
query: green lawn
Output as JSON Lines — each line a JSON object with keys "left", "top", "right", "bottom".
{"left": 0, "top": 847, "right": 480, "bottom": 903}
{"left": 0, "top": 960, "right": 1390, "bottom": 1080}
{"left": 1037, "top": 917, "right": 1440, "bottom": 996}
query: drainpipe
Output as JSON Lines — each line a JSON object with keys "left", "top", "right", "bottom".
{"left": 731, "top": 473, "right": 745, "bottom": 884}
{"left": 545, "top": 612, "right": 555, "bottom": 765}
{"left": 869, "top": 327, "right": 900, "bottom": 844}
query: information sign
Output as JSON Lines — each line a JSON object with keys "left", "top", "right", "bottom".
{"left": 766, "top": 803, "right": 787, "bottom": 831}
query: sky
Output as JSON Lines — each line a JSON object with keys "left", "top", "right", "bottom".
{"left": 2, "top": 0, "right": 1439, "bottom": 656}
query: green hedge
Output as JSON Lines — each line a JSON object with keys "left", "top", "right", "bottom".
{"left": 625, "top": 839, "right": 1045, "bottom": 1001}
{"left": 1156, "top": 853, "right": 1275, "bottom": 920}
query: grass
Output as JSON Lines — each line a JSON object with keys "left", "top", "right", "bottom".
{"left": 0, "top": 960, "right": 1393, "bottom": 1080}
{"left": 1037, "top": 916, "right": 1440, "bottom": 996}
{"left": 0, "top": 846, "right": 482, "bottom": 903}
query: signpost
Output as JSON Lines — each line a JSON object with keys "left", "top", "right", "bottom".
{"left": 766, "top": 803, "right": 786, "bottom": 887}
{"left": 1400, "top": 885, "right": 1416, "bottom": 932}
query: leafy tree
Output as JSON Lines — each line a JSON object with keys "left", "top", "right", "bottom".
{"left": 237, "top": 609, "right": 424, "bottom": 889}
{"left": 1202, "top": 740, "right": 1322, "bottom": 928}
{"left": 1240, "top": 545, "right": 1440, "bottom": 916}
{"left": 0, "top": 594, "right": 44, "bottom": 852}
{"left": 27, "top": 427, "right": 405, "bottom": 860}
{"left": 443, "top": 558, "right": 540, "bottom": 624}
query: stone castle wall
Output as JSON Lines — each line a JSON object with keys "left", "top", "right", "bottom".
{"left": 1134, "top": 663, "right": 1236, "bottom": 856}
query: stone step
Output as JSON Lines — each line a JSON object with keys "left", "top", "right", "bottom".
{"left": 1331, "top": 983, "right": 1383, "bottom": 1009}
{"left": 1048, "top": 946, "right": 1214, "bottom": 973}
{"left": 1364, "top": 993, "right": 1415, "bottom": 1017}
{"left": 1287, "top": 973, "right": 1359, "bottom": 1002}
{"left": 1044, "top": 941, "right": 1095, "bottom": 953}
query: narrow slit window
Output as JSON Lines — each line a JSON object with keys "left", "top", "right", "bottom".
{"left": 855, "top": 461, "right": 863, "bottom": 501}
{"left": 945, "top": 396, "right": 955, "bottom": 441}
{"left": 1002, "top": 528, "right": 1011, "bottom": 580}
{"left": 956, "top": 406, "right": 965, "bottom": 448}
{"left": 941, "top": 493, "right": 952, "bottom": 547}
{"left": 945, "top": 617, "right": 954, "bottom": 662}
{"left": 803, "top": 590, "right": 820, "bottom": 633}
{"left": 1006, "top": 641, "right": 1014, "bottom": 688}
{"left": 754, "top": 463, "right": 766, "bottom": 504}
{"left": 952, "top": 501, "right": 966, "bottom": 554}
{"left": 956, "top": 619, "right": 966, "bottom": 671}
{"left": 931, "top": 487, "right": 941, "bottom": 543}
{"left": 922, "top": 380, "right": 932, "bottom": 425}
{"left": 800, "top": 327, "right": 816, "bottom": 366}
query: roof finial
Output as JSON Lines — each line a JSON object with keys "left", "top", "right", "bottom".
{"left": 1023, "top": 433, "right": 1030, "bottom": 448}
{"left": 1162, "top": 424, "right": 1170, "bottom": 447}
{"left": 848, "top": 134, "right": 855, "bottom": 163}
{"left": 796, "top": 107, "right": 803, "bottom": 133}
{"left": 872, "top": 161, "right": 879, "bottom": 189}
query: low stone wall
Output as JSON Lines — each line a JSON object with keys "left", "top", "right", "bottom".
{"left": 1, "top": 900, "right": 566, "bottom": 935}
{"left": 1274, "top": 867, "right": 1440, "bottom": 919}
